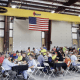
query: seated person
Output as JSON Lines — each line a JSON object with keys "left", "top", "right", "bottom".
{"left": 22, "top": 53, "right": 29, "bottom": 63}
{"left": 40, "top": 47, "right": 47, "bottom": 56}
{"left": 52, "top": 52, "right": 57, "bottom": 61}
{"left": 13, "top": 53, "right": 18, "bottom": 59}
{"left": 10, "top": 52, "right": 13, "bottom": 58}
{"left": 64, "top": 56, "right": 71, "bottom": 67}
{"left": 33, "top": 48, "right": 39, "bottom": 59}
{"left": 37, "top": 53, "right": 44, "bottom": 66}
{"left": 18, "top": 53, "right": 22, "bottom": 61}
{"left": 47, "top": 52, "right": 52, "bottom": 57}
{"left": 0, "top": 52, "right": 5, "bottom": 65}
{"left": 71, "top": 52, "right": 78, "bottom": 66}
{"left": 57, "top": 51, "right": 63, "bottom": 61}
{"left": 23, "top": 54, "right": 37, "bottom": 80}
{"left": 2, "top": 54, "right": 18, "bottom": 80}
{"left": 44, "top": 54, "right": 48, "bottom": 61}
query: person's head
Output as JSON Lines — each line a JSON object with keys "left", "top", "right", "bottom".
{"left": 33, "top": 47, "right": 35, "bottom": 50}
{"left": 54, "top": 46, "right": 55, "bottom": 48}
{"left": 5, "top": 54, "right": 10, "bottom": 59}
{"left": 22, "top": 53, "right": 26, "bottom": 57}
{"left": 72, "top": 52, "right": 76, "bottom": 55}
{"left": 57, "top": 46, "right": 58, "bottom": 48}
{"left": 40, "top": 47, "right": 43, "bottom": 50}
{"left": 29, "top": 54, "right": 34, "bottom": 60}
{"left": 28, "top": 47, "right": 30, "bottom": 50}
{"left": 52, "top": 52, "right": 55, "bottom": 56}
{"left": 47, "top": 51, "right": 50, "bottom": 55}
{"left": 18, "top": 53, "right": 21, "bottom": 57}
{"left": 65, "top": 56, "right": 69, "bottom": 59}
{"left": 1, "top": 52, "right": 5, "bottom": 57}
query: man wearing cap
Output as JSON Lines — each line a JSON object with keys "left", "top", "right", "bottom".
{"left": 22, "top": 54, "right": 37, "bottom": 80}
{"left": 2, "top": 54, "right": 18, "bottom": 80}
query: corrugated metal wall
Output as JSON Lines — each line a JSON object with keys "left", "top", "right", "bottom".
{"left": 13, "top": 19, "right": 41, "bottom": 51}
{"left": 51, "top": 21, "right": 72, "bottom": 49}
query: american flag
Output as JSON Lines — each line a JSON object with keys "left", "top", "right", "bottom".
{"left": 29, "top": 17, "right": 49, "bottom": 31}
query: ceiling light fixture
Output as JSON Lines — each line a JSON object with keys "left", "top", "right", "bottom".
{"left": 51, "top": 11, "right": 55, "bottom": 13}
{"left": 12, "top": 5, "right": 16, "bottom": 8}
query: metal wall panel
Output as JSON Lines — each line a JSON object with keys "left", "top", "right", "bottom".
{"left": 13, "top": 19, "right": 41, "bottom": 51}
{"left": 51, "top": 21, "right": 72, "bottom": 49}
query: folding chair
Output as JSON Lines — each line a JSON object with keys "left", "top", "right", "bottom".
{"left": 27, "top": 68, "right": 37, "bottom": 80}
{"left": 63, "top": 61, "right": 71, "bottom": 76}
{"left": 43, "top": 62, "right": 55, "bottom": 79}
{"left": 1, "top": 66, "right": 10, "bottom": 80}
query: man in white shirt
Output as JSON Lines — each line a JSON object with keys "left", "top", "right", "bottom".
{"left": 2, "top": 54, "right": 17, "bottom": 80}
{"left": 23, "top": 55, "right": 37, "bottom": 80}
{"left": 71, "top": 52, "right": 78, "bottom": 66}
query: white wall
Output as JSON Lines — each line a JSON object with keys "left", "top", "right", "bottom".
{"left": 13, "top": 19, "right": 41, "bottom": 51}
{"left": 51, "top": 21, "right": 72, "bottom": 49}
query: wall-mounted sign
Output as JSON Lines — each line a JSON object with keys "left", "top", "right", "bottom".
{"left": 0, "top": 7, "right": 7, "bottom": 13}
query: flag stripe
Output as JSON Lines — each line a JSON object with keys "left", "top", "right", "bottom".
{"left": 29, "top": 17, "right": 49, "bottom": 31}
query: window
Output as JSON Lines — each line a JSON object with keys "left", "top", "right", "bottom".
{"left": 0, "top": 22, "right": 4, "bottom": 28}
{"left": 72, "top": 28, "right": 78, "bottom": 32}
{"left": 42, "top": 32, "right": 45, "bottom": 38}
{"left": 0, "top": 30, "right": 4, "bottom": 37}
{"left": 9, "top": 30, "right": 13, "bottom": 37}
{"left": 72, "top": 33, "right": 77, "bottom": 39}
{"left": 72, "top": 23, "right": 79, "bottom": 27}
{"left": 10, "top": 23, "right": 13, "bottom": 29}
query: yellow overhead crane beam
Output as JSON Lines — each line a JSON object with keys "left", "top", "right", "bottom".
{"left": 0, "top": 6, "right": 80, "bottom": 23}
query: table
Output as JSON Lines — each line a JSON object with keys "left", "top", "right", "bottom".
{"left": 12, "top": 65, "right": 28, "bottom": 74}
{"left": 48, "top": 62, "right": 67, "bottom": 70}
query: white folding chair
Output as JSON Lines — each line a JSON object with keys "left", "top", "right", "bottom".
{"left": 1, "top": 66, "right": 10, "bottom": 80}
{"left": 27, "top": 68, "right": 37, "bottom": 80}
{"left": 63, "top": 61, "right": 71, "bottom": 76}
{"left": 34, "top": 61, "right": 44, "bottom": 76}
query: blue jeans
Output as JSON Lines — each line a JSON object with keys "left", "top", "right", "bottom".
{"left": 23, "top": 70, "right": 28, "bottom": 79}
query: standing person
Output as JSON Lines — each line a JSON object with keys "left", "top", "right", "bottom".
{"left": 2, "top": 54, "right": 17, "bottom": 80}
{"left": 43, "top": 44, "right": 47, "bottom": 50}
{"left": 33, "top": 48, "right": 39, "bottom": 59}
{"left": 56, "top": 46, "right": 60, "bottom": 51}
{"left": 22, "top": 55, "right": 37, "bottom": 80}
{"left": 53, "top": 46, "right": 56, "bottom": 51}
{"left": 27, "top": 47, "right": 30, "bottom": 52}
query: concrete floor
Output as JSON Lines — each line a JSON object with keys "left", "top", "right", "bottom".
{"left": 0, "top": 71, "right": 80, "bottom": 80}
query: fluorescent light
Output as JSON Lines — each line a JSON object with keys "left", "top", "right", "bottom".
{"left": 12, "top": 5, "right": 16, "bottom": 8}
{"left": 51, "top": 11, "right": 55, "bottom": 13}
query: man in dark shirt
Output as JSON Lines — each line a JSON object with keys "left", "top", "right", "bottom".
{"left": 22, "top": 53, "right": 29, "bottom": 63}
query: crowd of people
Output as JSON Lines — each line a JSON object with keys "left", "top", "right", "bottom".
{"left": 0, "top": 46, "right": 80, "bottom": 80}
